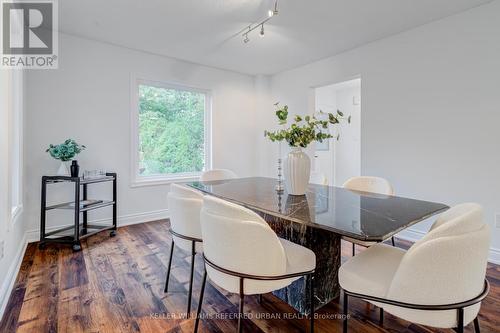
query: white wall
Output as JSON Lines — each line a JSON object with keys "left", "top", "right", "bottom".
{"left": 24, "top": 33, "right": 257, "bottom": 234}
{"left": 0, "top": 69, "right": 27, "bottom": 317}
{"left": 265, "top": 0, "right": 500, "bottom": 258}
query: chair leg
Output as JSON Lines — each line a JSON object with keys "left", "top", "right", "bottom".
{"left": 456, "top": 308, "right": 464, "bottom": 333}
{"left": 343, "top": 292, "right": 348, "bottom": 333}
{"left": 238, "top": 278, "right": 245, "bottom": 333}
{"left": 164, "top": 239, "right": 175, "bottom": 293}
{"left": 379, "top": 308, "right": 384, "bottom": 326}
{"left": 474, "top": 317, "right": 481, "bottom": 333}
{"left": 391, "top": 236, "right": 396, "bottom": 247}
{"left": 187, "top": 241, "right": 196, "bottom": 318}
{"left": 309, "top": 274, "right": 315, "bottom": 333}
{"left": 258, "top": 294, "right": 263, "bottom": 304}
{"left": 194, "top": 270, "right": 207, "bottom": 333}
{"left": 352, "top": 243, "right": 355, "bottom": 256}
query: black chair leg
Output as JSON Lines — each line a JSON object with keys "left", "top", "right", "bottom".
{"left": 258, "top": 294, "right": 263, "bottom": 304}
{"left": 352, "top": 243, "right": 355, "bottom": 256}
{"left": 456, "top": 308, "right": 464, "bottom": 333}
{"left": 187, "top": 241, "right": 196, "bottom": 318}
{"left": 379, "top": 308, "right": 384, "bottom": 326}
{"left": 474, "top": 317, "right": 481, "bottom": 333}
{"left": 238, "top": 278, "right": 245, "bottom": 333}
{"left": 164, "top": 239, "right": 175, "bottom": 293}
{"left": 343, "top": 292, "right": 348, "bottom": 333}
{"left": 309, "top": 274, "right": 315, "bottom": 333}
{"left": 194, "top": 270, "right": 207, "bottom": 333}
{"left": 391, "top": 237, "right": 396, "bottom": 247}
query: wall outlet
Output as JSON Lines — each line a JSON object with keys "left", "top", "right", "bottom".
{"left": 496, "top": 213, "right": 500, "bottom": 229}
{"left": 0, "top": 240, "right": 4, "bottom": 260}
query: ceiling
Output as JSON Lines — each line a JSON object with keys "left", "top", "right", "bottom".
{"left": 59, "top": 0, "right": 492, "bottom": 75}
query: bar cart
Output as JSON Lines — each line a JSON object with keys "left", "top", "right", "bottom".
{"left": 39, "top": 172, "right": 117, "bottom": 251}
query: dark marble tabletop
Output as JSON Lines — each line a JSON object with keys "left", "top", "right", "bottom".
{"left": 188, "top": 177, "right": 449, "bottom": 241}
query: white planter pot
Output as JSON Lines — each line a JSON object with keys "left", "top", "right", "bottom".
{"left": 284, "top": 147, "right": 311, "bottom": 195}
{"left": 57, "top": 161, "right": 70, "bottom": 176}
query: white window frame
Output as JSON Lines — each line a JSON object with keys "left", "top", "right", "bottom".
{"left": 130, "top": 76, "right": 212, "bottom": 187}
{"left": 8, "top": 70, "right": 23, "bottom": 225}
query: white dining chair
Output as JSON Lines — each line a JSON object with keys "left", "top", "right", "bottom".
{"left": 200, "top": 168, "right": 238, "bottom": 181}
{"left": 194, "top": 195, "right": 317, "bottom": 333}
{"left": 310, "top": 172, "right": 328, "bottom": 185}
{"left": 343, "top": 176, "right": 396, "bottom": 255}
{"left": 339, "top": 203, "right": 490, "bottom": 333}
{"left": 164, "top": 183, "right": 203, "bottom": 318}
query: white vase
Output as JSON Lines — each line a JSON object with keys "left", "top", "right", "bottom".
{"left": 56, "top": 161, "right": 70, "bottom": 176}
{"left": 284, "top": 147, "right": 311, "bottom": 195}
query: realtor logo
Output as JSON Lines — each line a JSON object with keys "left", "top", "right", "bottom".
{"left": 1, "top": 0, "right": 58, "bottom": 68}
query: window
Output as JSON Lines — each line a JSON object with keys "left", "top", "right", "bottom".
{"left": 131, "top": 78, "right": 211, "bottom": 186}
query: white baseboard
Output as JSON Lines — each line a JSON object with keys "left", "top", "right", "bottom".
{"left": 489, "top": 248, "right": 500, "bottom": 265}
{"left": 396, "top": 227, "right": 426, "bottom": 242}
{"left": 0, "top": 233, "right": 28, "bottom": 320}
{"left": 26, "top": 208, "right": 169, "bottom": 243}
{"left": 397, "top": 227, "right": 500, "bottom": 265}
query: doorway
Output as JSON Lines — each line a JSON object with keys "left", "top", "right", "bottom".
{"left": 313, "top": 78, "right": 361, "bottom": 186}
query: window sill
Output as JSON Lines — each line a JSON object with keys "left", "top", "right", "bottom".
{"left": 130, "top": 175, "right": 201, "bottom": 188}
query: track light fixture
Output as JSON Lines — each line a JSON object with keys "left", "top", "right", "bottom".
{"left": 241, "top": 0, "right": 278, "bottom": 43}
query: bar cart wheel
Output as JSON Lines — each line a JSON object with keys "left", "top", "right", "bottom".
{"left": 110, "top": 230, "right": 117, "bottom": 237}
{"left": 38, "top": 243, "right": 46, "bottom": 250}
{"left": 72, "top": 243, "right": 82, "bottom": 252}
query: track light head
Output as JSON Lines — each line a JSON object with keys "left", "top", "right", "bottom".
{"left": 240, "top": 1, "right": 277, "bottom": 44}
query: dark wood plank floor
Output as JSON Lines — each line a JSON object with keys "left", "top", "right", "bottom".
{"left": 1, "top": 220, "right": 499, "bottom": 333}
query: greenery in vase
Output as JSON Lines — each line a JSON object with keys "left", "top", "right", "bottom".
{"left": 264, "top": 103, "right": 350, "bottom": 148}
{"left": 46, "top": 139, "right": 86, "bottom": 161}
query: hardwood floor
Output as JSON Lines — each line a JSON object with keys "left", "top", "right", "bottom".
{"left": 1, "top": 220, "right": 499, "bottom": 333}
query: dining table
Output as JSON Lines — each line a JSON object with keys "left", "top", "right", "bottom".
{"left": 187, "top": 177, "right": 449, "bottom": 315}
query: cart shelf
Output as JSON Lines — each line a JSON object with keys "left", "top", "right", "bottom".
{"left": 40, "top": 172, "right": 117, "bottom": 251}
{"left": 46, "top": 200, "right": 115, "bottom": 212}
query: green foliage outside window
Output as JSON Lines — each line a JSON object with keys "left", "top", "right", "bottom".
{"left": 138, "top": 84, "right": 205, "bottom": 175}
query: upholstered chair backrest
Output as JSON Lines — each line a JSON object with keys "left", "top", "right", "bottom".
{"left": 200, "top": 195, "right": 287, "bottom": 292}
{"left": 343, "top": 176, "right": 394, "bottom": 195}
{"left": 386, "top": 203, "right": 490, "bottom": 328}
{"left": 167, "top": 184, "right": 203, "bottom": 252}
{"left": 310, "top": 172, "right": 328, "bottom": 185}
{"left": 200, "top": 169, "right": 238, "bottom": 181}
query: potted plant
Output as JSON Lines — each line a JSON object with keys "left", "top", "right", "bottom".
{"left": 265, "top": 103, "right": 350, "bottom": 195}
{"left": 46, "top": 139, "right": 86, "bottom": 176}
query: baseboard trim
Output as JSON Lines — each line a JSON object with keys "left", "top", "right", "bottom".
{"left": 488, "top": 248, "right": 500, "bottom": 265}
{"left": 396, "top": 227, "right": 426, "bottom": 242}
{"left": 397, "top": 227, "right": 500, "bottom": 265}
{"left": 26, "top": 208, "right": 169, "bottom": 243}
{"left": 0, "top": 233, "right": 28, "bottom": 320}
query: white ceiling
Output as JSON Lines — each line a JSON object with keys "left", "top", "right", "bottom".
{"left": 59, "top": 0, "right": 492, "bottom": 75}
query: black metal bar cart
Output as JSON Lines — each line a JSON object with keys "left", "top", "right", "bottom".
{"left": 39, "top": 172, "right": 117, "bottom": 251}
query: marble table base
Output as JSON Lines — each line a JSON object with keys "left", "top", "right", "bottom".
{"left": 257, "top": 211, "right": 341, "bottom": 315}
